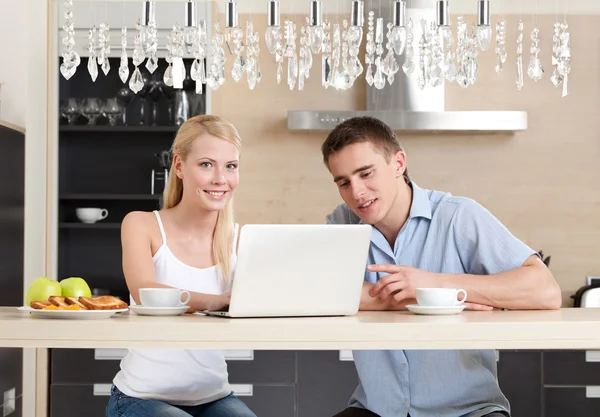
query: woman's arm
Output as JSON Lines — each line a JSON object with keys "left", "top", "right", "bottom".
{"left": 121, "top": 211, "right": 230, "bottom": 312}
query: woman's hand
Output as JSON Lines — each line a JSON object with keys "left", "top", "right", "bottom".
{"left": 206, "top": 292, "right": 231, "bottom": 312}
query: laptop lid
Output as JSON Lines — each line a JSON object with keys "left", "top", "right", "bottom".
{"left": 225, "top": 224, "right": 372, "bottom": 317}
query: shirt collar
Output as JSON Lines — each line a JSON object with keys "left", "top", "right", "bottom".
{"left": 408, "top": 182, "right": 433, "bottom": 220}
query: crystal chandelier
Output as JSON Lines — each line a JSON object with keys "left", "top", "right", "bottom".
{"left": 57, "top": 0, "right": 573, "bottom": 98}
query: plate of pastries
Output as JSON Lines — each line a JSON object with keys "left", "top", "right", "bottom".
{"left": 18, "top": 295, "right": 129, "bottom": 319}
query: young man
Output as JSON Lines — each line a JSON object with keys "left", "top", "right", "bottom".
{"left": 322, "top": 116, "right": 562, "bottom": 417}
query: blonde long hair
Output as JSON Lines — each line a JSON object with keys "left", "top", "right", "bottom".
{"left": 162, "top": 114, "right": 241, "bottom": 288}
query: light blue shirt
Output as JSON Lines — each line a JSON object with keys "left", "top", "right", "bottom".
{"left": 326, "top": 182, "right": 537, "bottom": 417}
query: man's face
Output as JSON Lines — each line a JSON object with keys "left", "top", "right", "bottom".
{"left": 327, "top": 141, "right": 405, "bottom": 225}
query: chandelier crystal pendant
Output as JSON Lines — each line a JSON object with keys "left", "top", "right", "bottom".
{"left": 476, "top": 0, "right": 492, "bottom": 51}
{"left": 265, "top": 0, "right": 284, "bottom": 84}
{"left": 119, "top": 26, "right": 130, "bottom": 83}
{"left": 225, "top": 0, "right": 245, "bottom": 83}
{"left": 346, "top": 0, "right": 364, "bottom": 84}
{"left": 391, "top": 0, "right": 407, "bottom": 56}
{"left": 309, "top": 0, "right": 324, "bottom": 54}
{"left": 60, "top": 0, "right": 80, "bottom": 80}
{"left": 436, "top": 0, "right": 456, "bottom": 82}
{"left": 141, "top": 1, "right": 158, "bottom": 74}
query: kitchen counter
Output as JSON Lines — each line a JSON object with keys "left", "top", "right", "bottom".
{"left": 2, "top": 307, "right": 600, "bottom": 349}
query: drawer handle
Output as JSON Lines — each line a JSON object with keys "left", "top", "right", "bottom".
{"left": 223, "top": 350, "right": 254, "bottom": 361}
{"left": 339, "top": 350, "right": 353, "bottom": 361}
{"left": 585, "top": 351, "right": 600, "bottom": 362}
{"left": 94, "top": 348, "right": 128, "bottom": 361}
{"left": 586, "top": 386, "right": 600, "bottom": 398}
{"left": 231, "top": 384, "right": 253, "bottom": 397}
{"left": 93, "top": 384, "right": 113, "bottom": 396}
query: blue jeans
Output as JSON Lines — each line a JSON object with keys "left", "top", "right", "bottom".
{"left": 106, "top": 385, "right": 258, "bottom": 417}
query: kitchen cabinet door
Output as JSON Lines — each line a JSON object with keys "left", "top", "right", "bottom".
{"left": 226, "top": 350, "right": 296, "bottom": 384}
{"left": 0, "top": 348, "right": 22, "bottom": 402}
{"left": 51, "top": 385, "right": 111, "bottom": 417}
{"left": 297, "top": 351, "right": 359, "bottom": 417}
{"left": 496, "top": 350, "right": 542, "bottom": 417}
{"left": 543, "top": 350, "right": 600, "bottom": 385}
{"left": 237, "top": 385, "right": 296, "bottom": 417}
{"left": 545, "top": 387, "right": 600, "bottom": 417}
{"left": 51, "top": 348, "right": 122, "bottom": 384}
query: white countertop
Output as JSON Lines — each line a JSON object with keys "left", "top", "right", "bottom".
{"left": 2, "top": 307, "right": 600, "bottom": 350}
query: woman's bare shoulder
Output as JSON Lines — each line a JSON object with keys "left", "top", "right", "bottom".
{"left": 122, "top": 211, "right": 159, "bottom": 235}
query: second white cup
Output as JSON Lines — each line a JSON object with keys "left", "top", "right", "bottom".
{"left": 139, "top": 288, "right": 191, "bottom": 308}
{"left": 415, "top": 288, "right": 468, "bottom": 307}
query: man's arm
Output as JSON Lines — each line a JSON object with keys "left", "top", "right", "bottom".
{"left": 369, "top": 199, "right": 562, "bottom": 311}
{"left": 436, "top": 254, "right": 561, "bottom": 309}
{"left": 362, "top": 280, "right": 496, "bottom": 311}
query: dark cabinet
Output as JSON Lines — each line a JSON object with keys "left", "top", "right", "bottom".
{"left": 51, "top": 349, "right": 122, "bottom": 384}
{"left": 227, "top": 350, "right": 296, "bottom": 384}
{"left": 544, "top": 387, "right": 600, "bottom": 417}
{"left": 497, "top": 350, "right": 542, "bottom": 417}
{"left": 50, "top": 385, "right": 110, "bottom": 417}
{"left": 297, "top": 351, "right": 359, "bottom": 417}
{"left": 238, "top": 385, "right": 296, "bottom": 417}
{"left": 0, "top": 124, "right": 25, "bottom": 417}
{"left": 543, "top": 350, "right": 600, "bottom": 385}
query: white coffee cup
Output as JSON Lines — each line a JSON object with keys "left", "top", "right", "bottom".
{"left": 139, "top": 288, "right": 191, "bottom": 308}
{"left": 416, "top": 288, "right": 468, "bottom": 307}
{"left": 76, "top": 207, "right": 108, "bottom": 224}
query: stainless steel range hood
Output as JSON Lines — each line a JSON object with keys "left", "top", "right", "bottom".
{"left": 287, "top": 0, "right": 527, "bottom": 133}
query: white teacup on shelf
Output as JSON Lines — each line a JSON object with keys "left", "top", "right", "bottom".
{"left": 76, "top": 207, "right": 108, "bottom": 224}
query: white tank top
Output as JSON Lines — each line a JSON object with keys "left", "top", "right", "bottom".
{"left": 113, "top": 210, "right": 237, "bottom": 406}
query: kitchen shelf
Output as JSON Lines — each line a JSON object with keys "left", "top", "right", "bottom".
{"left": 59, "top": 125, "right": 179, "bottom": 133}
{"left": 59, "top": 222, "right": 121, "bottom": 229}
{"left": 60, "top": 193, "right": 161, "bottom": 200}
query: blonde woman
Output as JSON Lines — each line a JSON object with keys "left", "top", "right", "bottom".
{"left": 107, "top": 115, "right": 257, "bottom": 417}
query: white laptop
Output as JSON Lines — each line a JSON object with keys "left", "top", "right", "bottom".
{"left": 203, "top": 224, "right": 372, "bottom": 318}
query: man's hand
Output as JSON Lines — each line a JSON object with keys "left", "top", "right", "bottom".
{"left": 367, "top": 264, "right": 496, "bottom": 311}
{"left": 463, "top": 302, "right": 495, "bottom": 311}
{"left": 367, "top": 264, "right": 442, "bottom": 305}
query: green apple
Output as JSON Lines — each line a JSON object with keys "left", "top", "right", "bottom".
{"left": 25, "top": 277, "right": 62, "bottom": 305}
{"left": 60, "top": 277, "right": 92, "bottom": 298}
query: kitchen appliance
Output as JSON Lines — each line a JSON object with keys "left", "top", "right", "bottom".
{"left": 287, "top": 0, "right": 527, "bottom": 133}
{"left": 151, "top": 150, "right": 171, "bottom": 195}
{"left": 571, "top": 278, "right": 600, "bottom": 308}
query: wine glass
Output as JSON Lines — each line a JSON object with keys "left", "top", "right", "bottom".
{"left": 116, "top": 86, "right": 133, "bottom": 126}
{"left": 103, "top": 98, "right": 124, "bottom": 126}
{"left": 60, "top": 98, "right": 81, "bottom": 125}
{"left": 82, "top": 98, "right": 103, "bottom": 125}
{"left": 147, "top": 75, "right": 164, "bottom": 126}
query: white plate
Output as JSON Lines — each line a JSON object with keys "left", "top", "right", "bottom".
{"left": 129, "top": 305, "right": 189, "bottom": 316}
{"left": 17, "top": 306, "right": 129, "bottom": 320}
{"left": 406, "top": 304, "right": 466, "bottom": 315}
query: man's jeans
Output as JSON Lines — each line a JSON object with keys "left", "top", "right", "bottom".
{"left": 332, "top": 407, "right": 510, "bottom": 417}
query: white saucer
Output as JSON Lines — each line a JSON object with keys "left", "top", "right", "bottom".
{"left": 130, "top": 305, "right": 189, "bottom": 316}
{"left": 17, "top": 306, "right": 128, "bottom": 320}
{"left": 406, "top": 304, "right": 466, "bottom": 315}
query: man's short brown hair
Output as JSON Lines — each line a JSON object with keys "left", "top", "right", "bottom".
{"left": 321, "top": 116, "right": 410, "bottom": 184}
